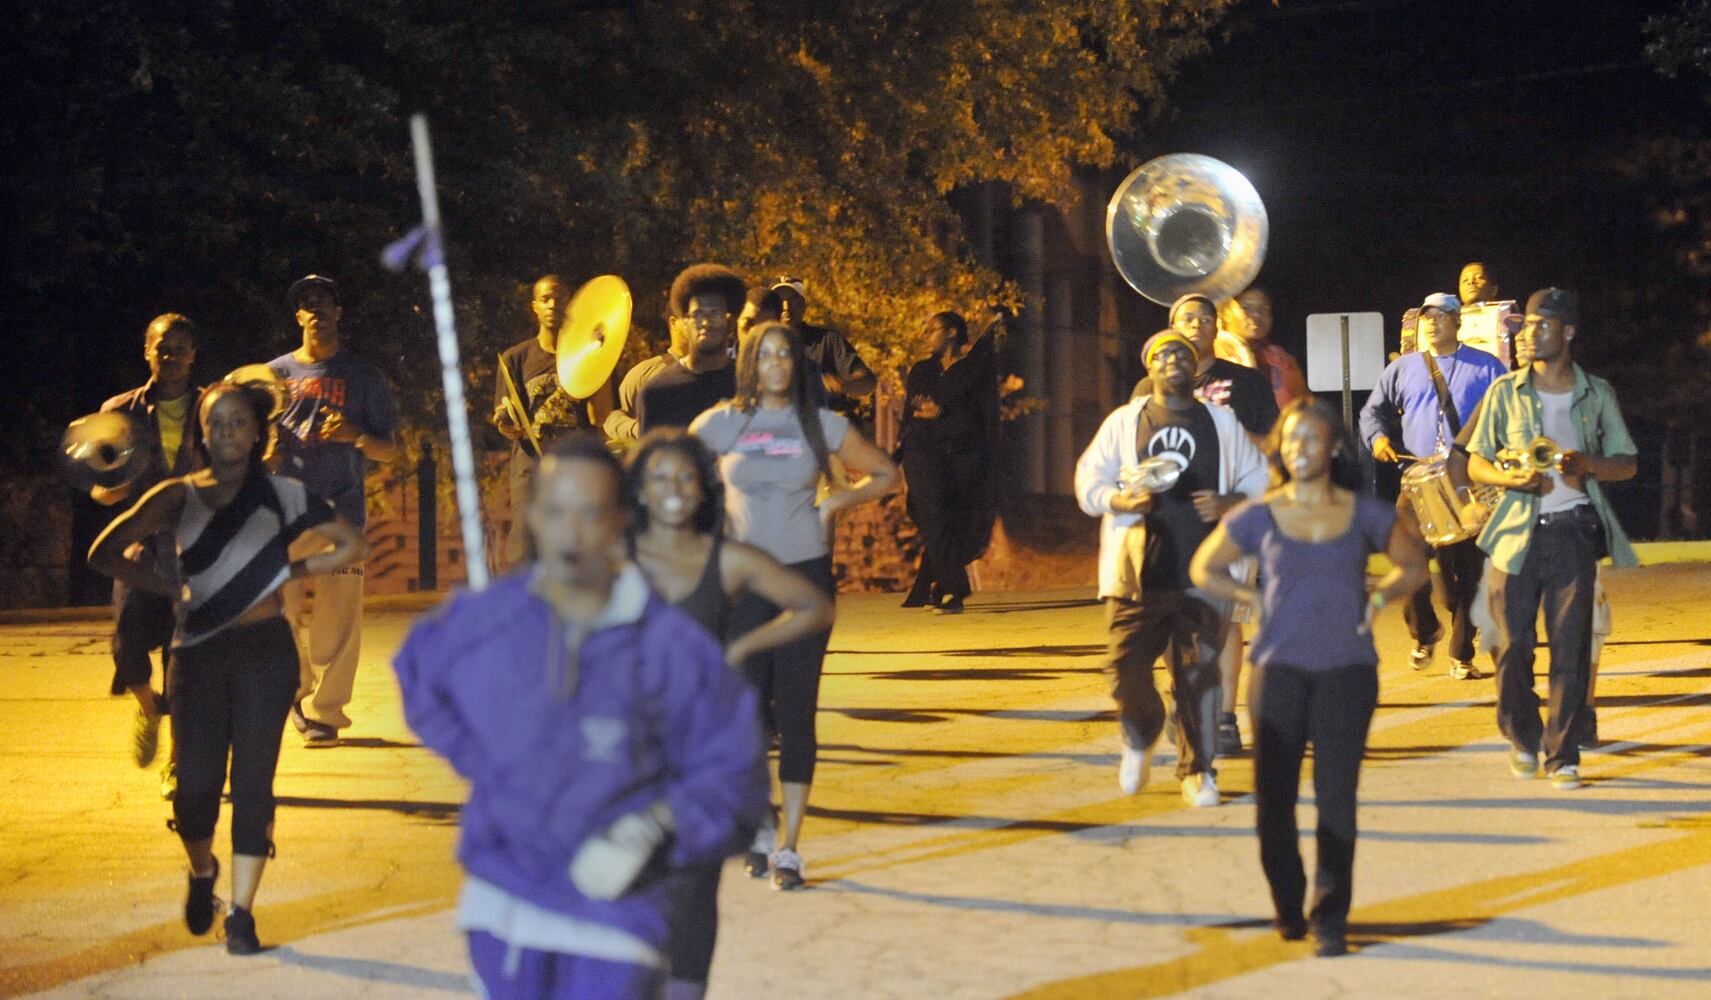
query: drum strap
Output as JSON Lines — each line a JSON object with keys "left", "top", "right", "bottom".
{"left": 1423, "top": 352, "right": 1462, "bottom": 440}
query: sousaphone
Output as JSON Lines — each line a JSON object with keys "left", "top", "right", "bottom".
{"left": 1106, "top": 153, "right": 1269, "bottom": 307}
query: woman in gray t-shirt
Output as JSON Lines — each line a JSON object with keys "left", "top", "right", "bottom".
{"left": 690, "top": 321, "right": 897, "bottom": 890}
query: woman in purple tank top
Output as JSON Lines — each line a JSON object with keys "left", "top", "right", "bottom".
{"left": 1191, "top": 399, "right": 1426, "bottom": 958}
{"left": 624, "top": 429, "right": 832, "bottom": 1000}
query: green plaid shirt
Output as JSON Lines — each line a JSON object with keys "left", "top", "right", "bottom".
{"left": 1466, "top": 363, "right": 1638, "bottom": 575}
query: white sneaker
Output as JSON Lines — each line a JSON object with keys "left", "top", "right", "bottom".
{"left": 1118, "top": 744, "right": 1152, "bottom": 795}
{"left": 1182, "top": 773, "right": 1220, "bottom": 808}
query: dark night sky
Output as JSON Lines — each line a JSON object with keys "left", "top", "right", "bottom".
{"left": 1133, "top": 0, "right": 1697, "bottom": 354}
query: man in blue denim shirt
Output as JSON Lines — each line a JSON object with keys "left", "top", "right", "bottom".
{"left": 1467, "top": 288, "right": 1637, "bottom": 791}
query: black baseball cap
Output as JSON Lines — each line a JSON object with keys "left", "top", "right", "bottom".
{"left": 288, "top": 274, "right": 340, "bottom": 308}
{"left": 1525, "top": 287, "right": 1578, "bottom": 327}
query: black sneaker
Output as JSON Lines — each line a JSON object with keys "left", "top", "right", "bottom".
{"left": 1313, "top": 926, "right": 1348, "bottom": 958}
{"left": 288, "top": 700, "right": 310, "bottom": 736}
{"left": 185, "top": 857, "right": 220, "bottom": 935}
{"left": 744, "top": 851, "right": 771, "bottom": 878}
{"left": 1276, "top": 915, "right": 1308, "bottom": 941}
{"left": 1216, "top": 713, "right": 1243, "bottom": 756}
{"left": 302, "top": 722, "right": 340, "bottom": 748}
{"left": 224, "top": 905, "right": 262, "bottom": 955}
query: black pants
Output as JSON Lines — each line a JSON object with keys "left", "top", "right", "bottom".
{"left": 1105, "top": 592, "right": 1226, "bottom": 779}
{"left": 1396, "top": 496, "right": 1485, "bottom": 662}
{"left": 902, "top": 447, "right": 986, "bottom": 603}
{"left": 1491, "top": 510, "right": 1601, "bottom": 772}
{"left": 729, "top": 555, "right": 835, "bottom": 785}
{"left": 668, "top": 862, "right": 722, "bottom": 984}
{"left": 110, "top": 584, "right": 176, "bottom": 696}
{"left": 169, "top": 616, "right": 298, "bottom": 856}
{"left": 1251, "top": 661, "right": 1378, "bottom": 935}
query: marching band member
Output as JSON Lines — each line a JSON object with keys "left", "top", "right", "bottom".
{"left": 90, "top": 379, "right": 366, "bottom": 954}
{"left": 269, "top": 275, "right": 400, "bottom": 749}
{"left": 1466, "top": 289, "right": 1638, "bottom": 790}
{"left": 1077, "top": 330, "right": 1268, "bottom": 808}
{"left": 393, "top": 435, "right": 767, "bottom": 999}
{"left": 690, "top": 321, "right": 897, "bottom": 889}
{"left": 91, "top": 314, "right": 203, "bottom": 797}
{"left": 492, "top": 274, "right": 617, "bottom": 569}
{"left": 1359, "top": 292, "right": 1505, "bottom": 680}
{"left": 1192, "top": 398, "right": 1426, "bottom": 957}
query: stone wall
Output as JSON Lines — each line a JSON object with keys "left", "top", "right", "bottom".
{"left": 0, "top": 476, "right": 71, "bottom": 609}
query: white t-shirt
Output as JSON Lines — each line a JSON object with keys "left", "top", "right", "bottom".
{"left": 1537, "top": 388, "right": 1588, "bottom": 515}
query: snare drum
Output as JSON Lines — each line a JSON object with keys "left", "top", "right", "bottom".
{"left": 1400, "top": 458, "right": 1499, "bottom": 547}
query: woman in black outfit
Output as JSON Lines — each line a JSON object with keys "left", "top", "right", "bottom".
{"left": 88, "top": 380, "right": 364, "bottom": 954}
{"left": 624, "top": 429, "right": 832, "bottom": 1000}
{"left": 899, "top": 311, "right": 1000, "bottom": 613}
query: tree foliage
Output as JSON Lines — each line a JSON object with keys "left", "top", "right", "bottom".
{"left": 2, "top": 0, "right": 1233, "bottom": 471}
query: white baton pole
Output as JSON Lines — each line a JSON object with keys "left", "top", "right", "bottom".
{"left": 406, "top": 114, "right": 489, "bottom": 590}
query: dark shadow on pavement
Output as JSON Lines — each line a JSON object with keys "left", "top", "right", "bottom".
{"left": 831, "top": 665, "right": 1105, "bottom": 682}
{"left": 823, "top": 878, "right": 1235, "bottom": 926}
{"left": 333, "top": 737, "right": 423, "bottom": 749}
{"left": 274, "top": 947, "right": 471, "bottom": 992}
{"left": 828, "top": 644, "right": 1106, "bottom": 660}
{"left": 275, "top": 796, "right": 461, "bottom": 821}
{"left": 821, "top": 706, "right": 1113, "bottom": 724}
{"left": 1362, "top": 796, "right": 1708, "bottom": 815}
{"left": 818, "top": 742, "right": 1115, "bottom": 765}
{"left": 1359, "top": 942, "right": 1710, "bottom": 979}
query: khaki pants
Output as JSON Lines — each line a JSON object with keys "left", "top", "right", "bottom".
{"left": 283, "top": 569, "right": 364, "bottom": 730}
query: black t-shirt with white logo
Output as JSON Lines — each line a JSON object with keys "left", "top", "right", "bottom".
{"left": 1134, "top": 398, "right": 1221, "bottom": 591}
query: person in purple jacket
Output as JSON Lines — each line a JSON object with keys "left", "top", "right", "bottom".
{"left": 1192, "top": 399, "right": 1426, "bottom": 957}
{"left": 393, "top": 434, "right": 768, "bottom": 1000}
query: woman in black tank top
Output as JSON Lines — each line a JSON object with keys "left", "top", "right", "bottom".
{"left": 623, "top": 430, "right": 833, "bottom": 998}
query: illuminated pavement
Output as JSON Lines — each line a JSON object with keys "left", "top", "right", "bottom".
{"left": 3, "top": 563, "right": 1709, "bottom": 999}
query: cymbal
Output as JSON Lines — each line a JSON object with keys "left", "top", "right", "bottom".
{"left": 556, "top": 275, "right": 631, "bottom": 400}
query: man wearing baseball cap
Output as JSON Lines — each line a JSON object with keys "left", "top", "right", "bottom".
{"left": 269, "top": 274, "right": 400, "bottom": 748}
{"left": 1359, "top": 292, "right": 1507, "bottom": 680}
{"left": 1466, "top": 288, "right": 1638, "bottom": 791}
{"left": 1076, "top": 330, "right": 1269, "bottom": 808}
{"left": 770, "top": 277, "right": 876, "bottom": 413}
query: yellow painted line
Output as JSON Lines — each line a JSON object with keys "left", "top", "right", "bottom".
{"left": 1009, "top": 827, "right": 1711, "bottom": 999}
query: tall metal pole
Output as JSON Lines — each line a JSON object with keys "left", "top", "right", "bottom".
{"left": 407, "top": 114, "right": 488, "bottom": 590}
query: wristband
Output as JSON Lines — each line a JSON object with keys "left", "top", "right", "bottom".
{"left": 1368, "top": 591, "right": 1386, "bottom": 611}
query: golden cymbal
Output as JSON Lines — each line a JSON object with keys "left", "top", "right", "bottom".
{"left": 556, "top": 275, "right": 631, "bottom": 400}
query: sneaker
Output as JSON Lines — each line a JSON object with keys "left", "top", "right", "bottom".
{"left": 1509, "top": 748, "right": 1540, "bottom": 779}
{"left": 933, "top": 596, "right": 965, "bottom": 615}
{"left": 132, "top": 707, "right": 161, "bottom": 768}
{"left": 1181, "top": 772, "right": 1219, "bottom": 808}
{"left": 769, "top": 848, "right": 805, "bottom": 891}
{"left": 302, "top": 723, "right": 340, "bottom": 748}
{"left": 288, "top": 700, "right": 310, "bottom": 736}
{"left": 1548, "top": 765, "right": 1584, "bottom": 791}
{"left": 1276, "top": 915, "right": 1309, "bottom": 942}
{"left": 224, "top": 905, "right": 262, "bottom": 955}
{"left": 1118, "top": 743, "right": 1152, "bottom": 795}
{"left": 1216, "top": 712, "right": 1244, "bottom": 756}
{"left": 744, "top": 816, "right": 776, "bottom": 878}
{"left": 184, "top": 857, "right": 220, "bottom": 935}
{"left": 1313, "top": 927, "right": 1349, "bottom": 958}
{"left": 1409, "top": 643, "right": 1435, "bottom": 671}
{"left": 1449, "top": 659, "right": 1484, "bottom": 681}
{"left": 159, "top": 760, "right": 178, "bottom": 802}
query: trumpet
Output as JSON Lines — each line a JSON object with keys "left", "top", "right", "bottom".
{"left": 1495, "top": 435, "right": 1564, "bottom": 472}
{"left": 1120, "top": 454, "right": 1186, "bottom": 495}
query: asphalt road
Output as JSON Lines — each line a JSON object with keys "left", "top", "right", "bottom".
{"left": 3, "top": 563, "right": 1709, "bottom": 999}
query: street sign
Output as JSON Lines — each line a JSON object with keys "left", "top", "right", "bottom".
{"left": 1306, "top": 312, "right": 1386, "bottom": 393}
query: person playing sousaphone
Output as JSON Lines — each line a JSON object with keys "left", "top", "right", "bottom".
{"left": 1358, "top": 292, "right": 1506, "bottom": 680}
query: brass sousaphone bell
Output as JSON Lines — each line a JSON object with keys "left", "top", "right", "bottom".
{"left": 1106, "top": 153, "right": 1269, "bottom": 307}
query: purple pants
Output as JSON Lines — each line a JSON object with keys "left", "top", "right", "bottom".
{"left": 467, "top": 932, "right": 663, "bottom": 1000}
